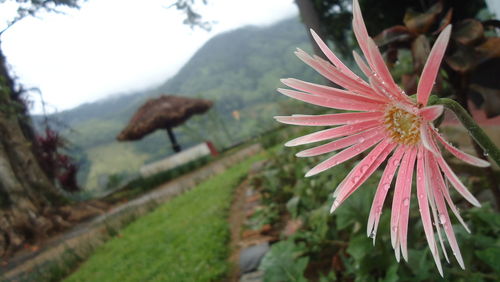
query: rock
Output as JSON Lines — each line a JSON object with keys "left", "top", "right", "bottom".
{"left": 239, "top": 243, "right": 269, "bottom": 274}
{"left": 240, "top": 270, "right": 264, "bottom": 282}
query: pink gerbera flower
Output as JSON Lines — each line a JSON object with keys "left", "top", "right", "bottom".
{"left": 275, "top": 0, "right": 490, "bottom": 275}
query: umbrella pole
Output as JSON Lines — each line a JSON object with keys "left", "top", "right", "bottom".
{"left": 166, "top": 127, "right": 182, "bottom": 153}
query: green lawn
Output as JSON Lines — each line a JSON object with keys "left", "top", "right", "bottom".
{"left": 65, "top": 151, "right": 266, "bottom": 282}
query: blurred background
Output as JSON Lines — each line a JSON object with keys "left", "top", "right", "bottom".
{"left": 1, "top": 0, "right": 499, "bottom": 281}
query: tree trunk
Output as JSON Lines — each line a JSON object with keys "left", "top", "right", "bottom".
{"left": 295, "top": 0, "right": 328, "bottom": 60}
{"left": 0, "top": 42, "right": 68, "bottom": 258}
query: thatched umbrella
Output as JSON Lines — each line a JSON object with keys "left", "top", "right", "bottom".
{"left": 117, "top": 95, "right": 213, "bottom": 152}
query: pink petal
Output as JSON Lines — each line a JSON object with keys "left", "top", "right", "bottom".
{"left": 352, "top": 0, "right": 372, "bottom": 64}
{"left": 417, "top": 25, "right": 452, "bottom": 106}
{"left": 398, "top": 147, "right": 417, "bottom": 262}
{"left": 435, "top": 152, "right": 481, "bottom": 207}
{"left": 420, "top": 124, "right": 440, "bottom": 156}
{"left": 313, "top": 58, "right": 384, "bottom": 99}
{"left": 352, "top": 1, "right": 411, "bottom": 105}
{"left": 390, "top": 148, "right": 412, "bottom": 249}
{"left": 440, "top": 174, "right": 471, "bottom": 233}
{"left": 281, "top": 77, "right": 381, "bottom": 103}
{"left": 285, "top": 119, "right": 380, "bottom": 147}
{"left": 431, "top": 128, "right": 490, "bottom": 167}
{"left": 352, "top": 51, "right": 372, "bottom": 79}
{"left": 293, "top": 51, "right": 378, "bottom": 98}
{"left": 420, "top": 105, "right": 444, "bottom": 122}
{"left": 334, "top": 140, "right": 396, "bottom": 203}
{"left": 369, "top": 73, "right": 404, "bottom": 102}
{"left": 277, "top": 88, "right": 385, "bottom": 112}
{"left": 428, "top": 157, "right": 465, "bottom": 269}
{"left": 367, "top": 145, "right": 405, "bottom": 242}
{"left": 352, "top": 5, "right": 413, "bottom": 107}
{"left": 395, "top": 239, "right": 402, "bottom": 263}
{"left": 274, "top": 111, "right": 383, "bottom": 126}
{"left": 310, "top": 28, "right": 360, "bottom": 79}
{"left": 305, "top": 133, "right": 384, "bottom": 177}
{"left": 424, "top": 151, "right": 450, "bottom": 264}
{"left": 365, "top": 38, "right": 411, "bottom": 104}
{"left": 417, "top": 147, "right": 443, "bottom": 275}
{"left": 297, "top": 126, "right": 383, "bottom": 157}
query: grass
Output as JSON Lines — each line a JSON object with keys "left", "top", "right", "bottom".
{"left": 64, "top": 151, "right": 266, "bottom": 282}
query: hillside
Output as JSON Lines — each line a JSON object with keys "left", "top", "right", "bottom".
{"left": 36, "top": 17, "right": 320, "bottom": 189}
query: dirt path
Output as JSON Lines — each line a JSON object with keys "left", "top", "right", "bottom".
{"left": 226, "top": 161, "right": 278, "bottom": 282}
{"left": 227, "top": 176, "right": 250, "bottom": 281}
{"left": 1, "top": 144, "right": 262, "bottom": 281}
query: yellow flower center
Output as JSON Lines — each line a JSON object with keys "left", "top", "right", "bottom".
{"left": 384, "top": 105, "right": 421, "bottom": 145}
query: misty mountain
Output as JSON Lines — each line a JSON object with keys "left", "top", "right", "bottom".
{"left": 35, "top": 17, "right": 319, "bottom": 188}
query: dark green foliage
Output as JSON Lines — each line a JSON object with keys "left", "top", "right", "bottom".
{"left": 259, "top": 240, "right": 309, "bottom": 282}
{"left": 252, "top": 143, "right": 499, "bottom": 281}
{"left": 476, "top": 247, "right": 500, "bottom": 274}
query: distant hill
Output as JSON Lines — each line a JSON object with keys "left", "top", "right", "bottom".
{"left": 35, "top": 17, "right": 320, "bottom": 189}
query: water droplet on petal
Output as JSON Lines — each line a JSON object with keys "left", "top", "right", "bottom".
{"left": 360, "top": 165, "right": 369, "bottom": 173}
{"left": 392, "top": 226, "right": 398, "bottom": 233}
{"left": 358, "top": 137, "right": 365, "bottom": 143}
{"left": 403, "top": 198, "right": 410, "bottom": 207}
{"left": 439, "top": 214, "right": 447, "bottom": 225}
{"left": 418, "top": 193, "right": 424, "bottom": 199}
{"left": 383, "top": 183, "right": 390, "bottom": 190}
{"left": 369, "top": 231, "right": 376, "bottom": 238}
{"left": 352, "top": 176, "right": 360, "bottom": 184}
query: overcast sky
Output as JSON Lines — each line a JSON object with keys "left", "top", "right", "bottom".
{"left": 1, "top": 0, "right": 298, "bottom": 114}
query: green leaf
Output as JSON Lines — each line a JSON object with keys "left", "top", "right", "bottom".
{"left": 259, "top": 240, "right": 309, "bottom": 282}
{"left": 318, "top": 271, "right": 337, "bottom": 282}
{"left": 347, "top": 235, "right": 373, "bottom": 262}
{"left": 476, "top": 247, "right": 500, "bottom": 273}
{"left": 381, "top": 263, "right": 399, "bottom": 282}
{"left": 286, "top": 196, "right": 300, "bottom": 218}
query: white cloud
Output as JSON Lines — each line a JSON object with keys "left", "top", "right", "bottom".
{"left": 1, "top": 0, "right": 298, "bottom": 113}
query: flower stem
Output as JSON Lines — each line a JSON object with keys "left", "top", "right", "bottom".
{"left": 435, "top": 97, "right": 500, "bottom": 167}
